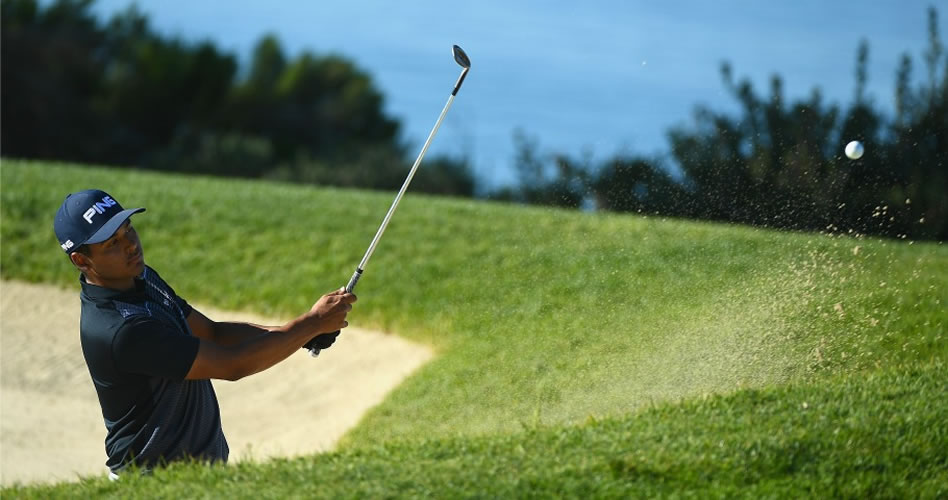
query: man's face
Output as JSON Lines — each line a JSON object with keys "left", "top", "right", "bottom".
{"left": 75, "top": 220, "right": 145, "bottom": 284}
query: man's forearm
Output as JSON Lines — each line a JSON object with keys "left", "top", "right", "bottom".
{"left": 210, "top": 322, "right": 279, "bottom": 347}
{"left": 189, "top": 321, "right": 317, "bottom": 381}
{"left": 185, "top": 292, "right": 353, "bottom": 381}
{"left": 224, "top": 313, "right": 332, "bottom": 379}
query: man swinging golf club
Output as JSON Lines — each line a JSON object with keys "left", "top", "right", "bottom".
{"left": 54, "top": 189, "right": 356, "bottom": 477}
{"left": 54, "top": 44, "right": 469, "bottom": 478}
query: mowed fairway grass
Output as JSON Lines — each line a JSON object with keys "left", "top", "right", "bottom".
{"left": 3, "top": 159, "right": 946, "bottom": 497}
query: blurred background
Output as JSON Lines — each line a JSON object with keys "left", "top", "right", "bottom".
{"left": 3, "top": 0, "right": 946, "bottom": 240}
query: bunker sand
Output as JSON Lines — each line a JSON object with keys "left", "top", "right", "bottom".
{"left": 0, "top": 280, "right": 433, "bottom": 485}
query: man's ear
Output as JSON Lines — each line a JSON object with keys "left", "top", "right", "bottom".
{"left": 70, "top": 252, "right": 90, "bottom": 272}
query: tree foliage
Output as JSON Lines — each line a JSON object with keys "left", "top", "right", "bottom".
{"left": 501, "top": 7, "right": 946, "bottom": 240}
{"left": 1, "top": 0, "right": 475, "bottom": 196}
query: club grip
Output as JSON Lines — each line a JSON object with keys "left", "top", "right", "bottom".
{"left": 345, "top": 268, "right": 362, "bottom": 293}
{"left": 305, "top": 268, "right": 363, "bottom": 357}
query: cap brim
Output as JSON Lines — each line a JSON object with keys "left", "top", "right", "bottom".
{"left": 85, "top": 208, "right": 146, "bottom": 245}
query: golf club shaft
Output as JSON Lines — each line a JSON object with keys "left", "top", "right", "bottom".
{"left": 359, "top": 93, "right": 458, "bottom": 273}
{"left": 306, "top": 89, "right": 463, "bottom": 357}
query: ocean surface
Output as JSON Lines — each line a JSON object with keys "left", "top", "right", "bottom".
{"left": 87, "top": 0, "right": 942, "bottom": 190}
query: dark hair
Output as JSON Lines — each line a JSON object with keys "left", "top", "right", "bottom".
{"left": 74, "top": 244, "right": 91, "bottom": 257}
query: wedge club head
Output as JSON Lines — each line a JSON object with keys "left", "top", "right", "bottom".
{"left": 451, "top": 45, "right": 471, "bottom": 95}
{"left": 453, "top": 45, "right": 471, "bottom": 68}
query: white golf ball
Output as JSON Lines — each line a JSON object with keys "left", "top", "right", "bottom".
{"left": 845, "top": 141, "right": 864, "bottom": 160}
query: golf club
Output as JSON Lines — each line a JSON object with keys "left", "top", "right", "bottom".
{"left": 305, "top": 44, "right": 472, "bottom": 357}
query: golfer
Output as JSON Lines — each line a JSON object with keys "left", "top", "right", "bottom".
{"left": 54, "top": 189, "right": 355, "bottom": 477}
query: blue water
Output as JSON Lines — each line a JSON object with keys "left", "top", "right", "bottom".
{"left": 88, "top": 0, "right": 941, "bottom": 189}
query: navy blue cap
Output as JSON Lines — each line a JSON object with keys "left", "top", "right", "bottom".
{"left": 54, "top": 190, "right": 145, "bottom": 254}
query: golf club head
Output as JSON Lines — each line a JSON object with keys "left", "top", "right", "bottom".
{"left": 451, "top": 45, "right": 471, "bottom": 96}
{"left": 453, "top": 45, "right": 471, "bottom": 68}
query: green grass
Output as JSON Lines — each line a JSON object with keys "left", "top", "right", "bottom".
{"left": 2, "top": 159, "right": 946, "bottom": 497}
{"left": 6, "top": 362, "right": 946, "bottom": 498}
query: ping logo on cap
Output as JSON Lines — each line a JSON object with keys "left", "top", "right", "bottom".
{"left": 61, "top": 240, "right": 75, "bottom": 251}
{"left": 83, "top": 196, "right": 118, "bottom": 224}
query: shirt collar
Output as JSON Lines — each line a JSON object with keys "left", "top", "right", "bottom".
{"left": 79, "top": 273, "right": 147, "bottom": 301}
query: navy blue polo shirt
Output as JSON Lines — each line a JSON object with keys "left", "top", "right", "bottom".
{"left": 79, "top": 265, "right": 228, "bottom": 473}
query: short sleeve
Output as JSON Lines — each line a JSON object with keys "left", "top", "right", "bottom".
{"left": 112, "top": 318, "right": 200, "bottom": 380}
{"left": 174, "top": 294, "right": 193, "bottom": 319}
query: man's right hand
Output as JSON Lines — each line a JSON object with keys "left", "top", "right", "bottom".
{"left": 305, "top": 289, "right": 357, "bottom": 335}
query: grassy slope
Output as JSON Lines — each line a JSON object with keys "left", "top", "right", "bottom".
{"left": 3, "top": 159, "right": 946, "bottom": 496}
